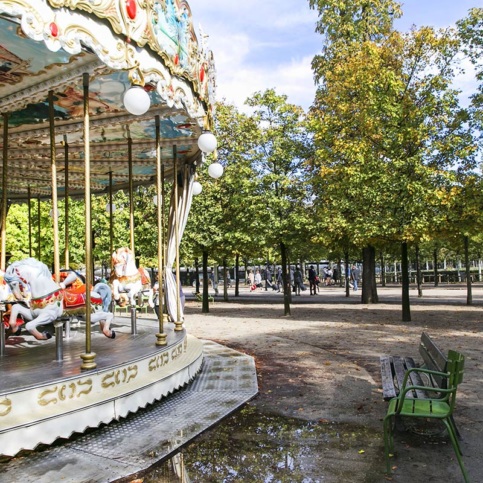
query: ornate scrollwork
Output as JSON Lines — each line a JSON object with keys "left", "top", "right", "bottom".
{"left": 38, "top": 378, "right": 93, "bottom": 406}
{"left": 148, "top": 351, "right": 170, "bottom": 371}
{"left": 0, "top": 398, "right": 12, "bottom": 417}
{"left": 101, "top": 365, "right": 138, "bottom": 388}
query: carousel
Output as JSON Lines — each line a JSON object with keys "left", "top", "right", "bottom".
{"left": 0, "top": 0, "right": 218, "bottom": 458}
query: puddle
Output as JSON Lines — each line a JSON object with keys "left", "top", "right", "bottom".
{"left": 138, "top": 405, "right": 382, "bottom": 482}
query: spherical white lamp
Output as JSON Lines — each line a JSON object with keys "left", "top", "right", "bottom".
{"left": 208, "top": 162, "right": 224, "bottom": 179}
{"left": 153, "top": 195, "right": 161, "bottom": 206}
{"left": 197, "top": 131, "right": 217, "bottom": 153}
{"left": 49, "top": 208, "right": 59, "bottom": 218}
{"left": 192, "top": 181, "right": 203, "bottom": 195}
{"left": 123, "top": 86, "right": 150, "bottom": 115}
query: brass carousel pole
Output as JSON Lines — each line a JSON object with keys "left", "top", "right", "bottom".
{"left": 173, "top": 145, "right": 182, "bottom": 331}
{"left": 128, "top": 137, "right": 135, "bottom": 255}
{"left": 155, "top": 116, "right": 166, "bottom": 345}
{"left": 63, "top": 134, "right": 69, "bottom": 268}
{"left": 108, "top": 170, "right": 114, "bottom": 269}
{"left": 27, "top": 186, "right": 32, "bottom": 258}
{"left": 1, "top": 114, "right": 8, "bottom": 271}
{"left": 48, "top": 91, "right": 60, "bottom": 283}
{"left": 37, "top": 196, "right": 41, "bottom": 261}
{"left": 161, "top": 154, "right": 168, "bottom": 325}
{"left": 128, "top": 136, "right": 137, "bottom": 333}
{"left": 1, "top": 114, "right": 6, "bottom": 355}
{"left": 80, "top": 72, "right": 96, "bottom": 370}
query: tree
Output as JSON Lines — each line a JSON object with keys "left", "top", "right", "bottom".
{"left": 246, "top": 89, "right": 312, "bottom": 315}
{"left": 309, "top": 2, "right": 478, "bottom": 319}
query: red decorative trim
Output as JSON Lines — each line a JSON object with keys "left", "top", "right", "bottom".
{"left": 50, "top": 22, "right": 59, "bottom": 38}
{"left": 31, "top": 289, "right": 63, "bottom": 310}
{"left": 126, "top": 0, "right": 137, "bottom": 20}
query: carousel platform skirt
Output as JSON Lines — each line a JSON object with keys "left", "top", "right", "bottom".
{"left": 0, "top": 317, "right": 203, "bottom": 457}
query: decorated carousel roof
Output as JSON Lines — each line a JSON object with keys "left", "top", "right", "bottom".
{"left": 0, "top": 0, "right": 215, "bottom": 200}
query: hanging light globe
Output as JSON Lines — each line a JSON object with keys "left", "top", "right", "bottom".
{"left": 208, "top": 162, "right": 224, "bottom": 179}
{"left": 153, "top": 195, "right": 161, "bottom": 206}
{"left": 197, "top": 130, "right": 217, "bottom": 153}
{"left": 123, "top": 86, "right": 150, "bottom": 115}
{"left": 192, "top": 181, "right": 203, "bottom": 195}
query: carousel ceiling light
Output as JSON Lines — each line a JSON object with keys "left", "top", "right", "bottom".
{"left": 197, "top": 130, "right": 217, "bottom": 153}
{"left": 192, "top": 181, "right": 203, "bottom": 195}
{"left": 208, "top": 162, "right": 223, "bottom": 179}
{"left": 123, "top": 86, "right": 150, "bottom": 115}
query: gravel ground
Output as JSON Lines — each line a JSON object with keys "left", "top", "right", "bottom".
{"left": 179, "top": 283, "right": 483, "bottom": 483}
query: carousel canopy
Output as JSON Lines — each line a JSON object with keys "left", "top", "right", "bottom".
{"left": 0, "top": 0, "right": 215, "bottom": 200}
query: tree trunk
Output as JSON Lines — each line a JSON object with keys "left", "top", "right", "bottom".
{"left": 361, "top": 245, "right": 378, "bottom": 303}
{"left": 202, "top": 249, "right": 209, "bottom": 313}
{"left": 344, "top": 251, "right": 350, "bottom": 297}
{"left": 194, "top": 257, "right": 200, "bottom": 294}
{"left": 380, "top": 252, "right": 386, "bottom": 287}
{"left": 415, "top": 244, "right": 423, "bottom": 297}
{"left": 464, "top": 235, "right": 472, "bottom": 305}
{"left": 223, "top": 257, "right": 228, "bottom": 302}
{"left": 280, "top": 241, "right": 291, "bottom": 316}
{"left": 235, "top": 253, "right": 240, "bottom": 297}
{"left": 401, "top": 241, "right": 411, "bottom": 322}
{"left": 433, "top": 248, "right": 439, "bottom": 287}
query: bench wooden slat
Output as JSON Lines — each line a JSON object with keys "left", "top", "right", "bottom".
{"left": 419, "top": 331, "right": 447, "bottom": 388}
{"left": 380, "top": 356, "right": 397, "bottom": 400}
{"left": 403, "top": 357, "right": 429, "bottom": 399}
{"left": 392, "top": 356, "right": 414, "bottom": 397}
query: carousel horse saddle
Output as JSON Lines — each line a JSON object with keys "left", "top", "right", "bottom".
{"left": 63, "top": 289, "right": 102, "bottom": 310}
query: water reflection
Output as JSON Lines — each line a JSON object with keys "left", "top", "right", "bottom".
{"left": 140, "top": 405, "right": 381, "bottom": 483}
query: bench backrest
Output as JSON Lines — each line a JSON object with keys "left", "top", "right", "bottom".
{"left": 419, "top": 332, "right": 448, "bottom": 388}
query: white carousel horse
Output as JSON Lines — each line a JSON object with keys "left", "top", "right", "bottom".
{"left": 4, "top": 258, "right": 115, "bottom": 341}
{"left": 110, "top": 247, "right": 154, "bottom": 308}
{"left": 0, "top": 269, "right": 25, "bottom": 338}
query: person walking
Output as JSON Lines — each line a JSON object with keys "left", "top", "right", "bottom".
{"left": 308, "top": 265, "right": 317, "bottom": 295}
{"left": 294, "top": 266, "right": 303, "bottom": 296}
{"left": 351, "top": 264, "right": 360, "bottom": 291}
{"left": 276, "top": 268, "right": 283, "bottom": 292}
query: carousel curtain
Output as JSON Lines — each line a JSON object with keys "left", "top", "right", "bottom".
{"left": 165, "top": 163, "right": 195, "bottom": 321}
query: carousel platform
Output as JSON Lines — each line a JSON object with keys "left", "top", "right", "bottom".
{"left": 0, "top": 316, "right": 258, "bottom": 482}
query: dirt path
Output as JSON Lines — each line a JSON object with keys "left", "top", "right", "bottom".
{"left": 182, "top": 284, "right": 483, "bottom": 482}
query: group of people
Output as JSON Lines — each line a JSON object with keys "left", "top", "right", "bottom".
{"left": 248, "top": 264, "right": 361, "bottom": 295}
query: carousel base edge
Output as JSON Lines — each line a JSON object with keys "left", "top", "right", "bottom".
{"left": 0, "top": 334, "right": 204, "bottom": 457}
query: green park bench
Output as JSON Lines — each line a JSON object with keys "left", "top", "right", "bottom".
{"left": 380, "top": 333, "right": 468, "bottom": 482}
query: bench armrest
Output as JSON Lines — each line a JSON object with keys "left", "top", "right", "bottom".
{"left": 393, "top": 367, "right": 455, "bottom": 411}
{"left": 402, "top": 366, "right": 448, "bottom": 388}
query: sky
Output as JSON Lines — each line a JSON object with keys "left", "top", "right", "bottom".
{"left": 189, "top": 0, "right": 480, "bottom": 111}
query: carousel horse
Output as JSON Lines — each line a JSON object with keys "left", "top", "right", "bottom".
{"left": 0, "top": 269, "right": 25, "bottom": 338}
{"left": 110, "top": 247, "right": 154, "bottom": 308}
{"left": 4, "top": 258, "right": 115, "bottom": 341}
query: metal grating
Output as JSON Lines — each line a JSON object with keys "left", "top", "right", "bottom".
{"left": 0, "top": 340, "right": 258, "bottom": 483}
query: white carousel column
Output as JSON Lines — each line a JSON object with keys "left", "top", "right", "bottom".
{"left": 155, "top": 116, "right": 167, "bottom": 346}
{"left": 80, "top": 72, "right": 96, "bottom": 371}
